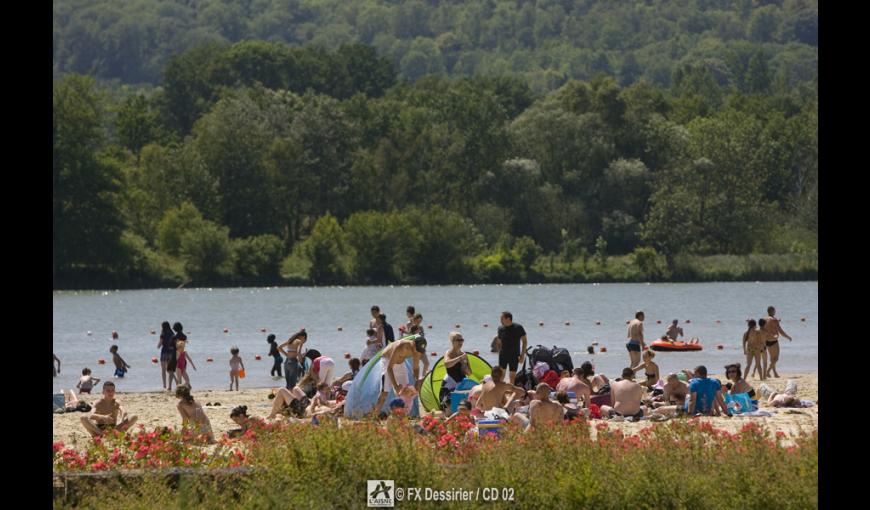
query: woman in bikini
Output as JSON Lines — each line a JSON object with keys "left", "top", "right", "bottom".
{"left": 742, "top": 320, "right": 767, "bottom": 381}
{"left": 632, "top": 350, "right": 660, "bottom": 390}
{"left": 724, "top": 363, "right": 755, "bottom": 398}
{"left": 278, "top": 329, "right": 307, "bottom": 390}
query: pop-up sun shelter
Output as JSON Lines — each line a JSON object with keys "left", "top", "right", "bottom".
{"left": 419, "top": 353, "right": 492, "bottom": 412}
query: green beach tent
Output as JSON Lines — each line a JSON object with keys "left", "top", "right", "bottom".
{"left": 419, "top": 353, "right": 492, "bottom": 411}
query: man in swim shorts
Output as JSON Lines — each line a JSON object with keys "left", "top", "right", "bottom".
{"left": 762, "top": 306, "right": 792, "bottom": 379}
{"left": 80, "top": 381, "right": 138, "bottom": 438}
{"left": 626, "top": 311, "right": 646, "bottom": 368}
{"left": 373, "top": 335, "right": 428, "bottom": 414}
{"left": 496, "top": 311, "right": 527, "bottom": 384}
{"left": 600, "top": 368, "right": 645, "bottom": 420}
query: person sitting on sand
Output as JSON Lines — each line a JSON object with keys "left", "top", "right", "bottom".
{"left": 578, "top": 361, "right": 610, "bottom": 395}
{"left": 742, "top": 320, "right": 767, "bottom": 381}
{"left": 666, "top": 320, "right": 683, "bottom": 341}
{"left": 554, "top": 390, "right": 583, "bottom": 421}
{"left": 685, "top": 366, "right": 728, "bottom": 417}
{"left": 80, "top": 381, "right": 137, "bottom": 438}
{"left": 724, "top": 363, "right": 755, "bottom": 398}
{"left": 529, "top": 383, "right": 564, "bottom": 427}
{"left": 556, "top": 368, "right": 591, "bottom": 408}
{"left": 441, "top": 331, "right": 472, "bottom": 403}
{"left": 373, "top": 334, "right": 429, "bottom": 414}
{"left": 475, "top": 366, "right": 526, "bottom": 412}
{"left": 600, "top": 368, "right": 645, "bottom": 420}
{"left": 175, "top": 384, "right": 215, "bottom": 443}
{"left": 659, "top": 373, "right": 689, "bottom": 407}
{"left": 632, "top": 350, "right": 660, "bottom": 390}
{"left": 77, "top": 368, "right": 100, "bottom": 394}
{"left": 334, "top": 358, "right": 361, "bottom": 387}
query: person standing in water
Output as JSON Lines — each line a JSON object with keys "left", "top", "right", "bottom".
{"left": 742, "top": 320, "right": 767, "bottom": 381}
{"left": 626, "top": 311, "right": 646, "bottom": 369}
{"left": 157, "top": 321, "right": 176, "bottom": 390}
{"left": 762, "top": 306, "right": 792, "bottom": 378}
{"left": 267, "top": 334, "right": 283, "bottom": 379}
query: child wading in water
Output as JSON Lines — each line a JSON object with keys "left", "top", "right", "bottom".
{"left": 77, "top": 368, "right": 100, "bottom": 394}
{"left": 229, "top": 346, "right": 245, "bottom": 391}
{"left": 175, "top": 340, "right": 197, "bottom": 388}
{"left": 110, "top": 345, "right": 131, "bottom": 378}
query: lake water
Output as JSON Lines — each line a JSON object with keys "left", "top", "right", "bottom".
{"left": 53, "top": 282, "right": 818, "bottom": 393}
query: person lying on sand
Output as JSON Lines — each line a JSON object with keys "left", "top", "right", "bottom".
{"left": 228, "top": 405, "right": 268, "bottom": 438}
{"left": 80, "top": 381, "right": 137, "bottom": 438}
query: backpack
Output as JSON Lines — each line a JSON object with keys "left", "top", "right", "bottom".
{"left": 513, "top": 358, "right": 538, "bottom": 391}
{"left": 550, "top": 346, "right": 574, "bottom": 373}
{"left": 528, "top": 345, "right": 553, "bottom": 367}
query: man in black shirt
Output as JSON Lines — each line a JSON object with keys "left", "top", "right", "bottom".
{"left": 380, "top": 314, "right": 395, "bottom": 345}
{"left": 496, "top": 311, "right": 527, "bottom": 384}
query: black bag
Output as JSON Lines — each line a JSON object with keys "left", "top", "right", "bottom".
{"left": 513, "top": 358, "right": 538, "bottom": 391}
{"left": 528, "top": 345, "right": 553, "bottom": 366}
{"left": 550, "top": 346, "right": 574, "bottom": 373}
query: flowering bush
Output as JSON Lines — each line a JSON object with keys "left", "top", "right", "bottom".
{"left": 55, "top": 417, "right": 817, "bottom": 509}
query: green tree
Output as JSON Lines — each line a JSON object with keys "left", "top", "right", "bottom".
{"left": 180, "top": 217, "right": 234, "bottom": 282}
{"left": 296, "top": 214, "right": 350, "bottom": 284}
{"left": 53, "top": 75, "right": 127, "bottom": 279}
{"left": 156, "top": 201, "right": 206, "bottom": 257}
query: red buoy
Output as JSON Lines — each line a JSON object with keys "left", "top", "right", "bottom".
{"left": 685, "top": 320, "right": 691, "bottom": 324}
{"left": 255, "top": 355, "right": 262, "bottom": 361}
{"left": 801, "top": 317, "right": 806, "bottom": 322}
{"left": 223, "top": 328, "right": 229, "bottom": 333}
{"left": 207, "top": 358, "right": 214, "bottom": 362}
{"left": 151, "top": 357, "right": 158, "bottom": 364}
{"left": 626, "top": 321, "right": 630, "bottom": 325}
{"left": 260, "top": 328, "right": 267, "bottom": 333}
{"left": 473, "top": 350, "right": 480, "bottom": 356}
{"left": 150, "top": 330, "right": 156, "bottom": 335}
{"left": 431, "top": 352, "right": 437, "bottom": 356}
{"left": 455, "top": 324, "right": 461, "bottom": 329}
{"left": 337, "top": 326, "right": 343, "bottom": 331}
{"left": 595, "top": 321, "right": 601, "bottom": 326}
{"left": 539, "top": 322, "right": 544, "bottom": 326}
{"left": 565, "top": 322, "right": 571, "bottom": 326}
{"left": 483, "top": 323, "right": 488, "bottom": 328}
{"left": 97, "top": 359, "right": 106, "bottom": 365}
{"left": 427, "top": 325, "right": 433, "bottom": 329}
{"left": 716, "top": 345, "right": 724, "bottom": 350}
{"left": 112, "top": 330, "right": 118, "bottom": 340}
{"left": 344, "top": 352, "right": 351, "bottom": 359}
{"left": 600, "top": 347, "right": 607, "bottom": 353}
{"left": 716, "top": 320, "right": 721, "bottom": 324}
{"left": 656, "top": 320, "right": 662, "bottom": 324}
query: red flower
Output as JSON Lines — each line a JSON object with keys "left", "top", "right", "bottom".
{"left": 775, "top": 431, "right": 786, "bottom": 439}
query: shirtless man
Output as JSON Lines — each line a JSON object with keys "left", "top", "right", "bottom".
{"left": 600, "top": 368, "right": 645, "bottom": 420}
{"left": 762, "top": 306, "right": 792, "bottom": 378}
{"left": 556, "top": 368, "right": 592, "bottom": 408}
{"left": 529, "top": 383, "right": 564, "bottom": 427}
{"left": 80, "top": 381, "right": 138, "bottom": 438}
{"left": 476, "top": 366, "right": 526, "bottom": 412}
{"left": 666, "top": 320, "right": 683, "bottom": 341}
{"left": 626, "top": 311, "right": 646, "bottom": 369}
{"left": 659, "top": 373, "right": 689, "bottom": 406}
{"left": 373, "top": 335, "right": 428, "bottom": 414}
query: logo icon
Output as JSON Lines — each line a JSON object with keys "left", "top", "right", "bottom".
{"left": 367, "top": 480, "right": 395, "bottom": 507}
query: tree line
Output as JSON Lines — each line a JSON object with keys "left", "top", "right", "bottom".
{"left": 53, "top": 36, "right": 816, "bottom": 288}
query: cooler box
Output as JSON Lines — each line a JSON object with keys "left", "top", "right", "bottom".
{"left": 450, "top": 390, "right": 471, "bottom": 413}
{"left": 567, "top": 391, "right": 577, "bottom": 405}
{"left": 477, "top": 420, "right": 501, "bottom": 438}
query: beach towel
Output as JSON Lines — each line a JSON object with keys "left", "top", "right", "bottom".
{"left": 733, "top": 410, "right": 774, "bottom": 417}
{"left": 724, "top": 392, "right": 755, "bottom": 414}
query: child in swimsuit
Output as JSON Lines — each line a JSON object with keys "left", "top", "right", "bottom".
{"left": 110, "top": 345, "right": 131, "bottom": 378}
{"left": 229, "top": 346, "right": 244, "bottom": 391}
{"left": 175, "top": 340, "right": 196, "bottom": 388}
{"left": 77, "top": 368, "right": 100, "bottom": 394}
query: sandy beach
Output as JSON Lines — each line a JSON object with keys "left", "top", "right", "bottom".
{"left": 53, "top": 372, "right": 817, "bottom": 447}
